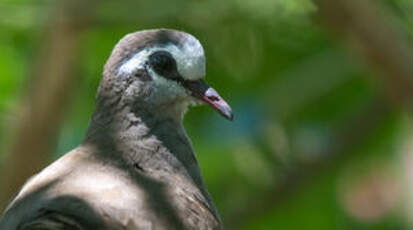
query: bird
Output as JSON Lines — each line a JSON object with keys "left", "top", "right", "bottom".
{"left": 0, "top": 29, "right": 233, "bottom": 230}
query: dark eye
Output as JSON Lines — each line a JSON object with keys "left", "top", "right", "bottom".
{"left": 149, "top": 51, "right": 176, "bottom": 76}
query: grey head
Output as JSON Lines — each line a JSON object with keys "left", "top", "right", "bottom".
{"left": 98, "top": 29, "right": 233, "bottom": 122}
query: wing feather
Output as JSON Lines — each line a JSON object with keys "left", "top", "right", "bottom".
{"left": 19, "top": 212, "right": 83, "bottom": 230}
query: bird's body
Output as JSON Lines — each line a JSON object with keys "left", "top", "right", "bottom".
{"left": 0, "top": 29, "right": 232, "bottom": 230}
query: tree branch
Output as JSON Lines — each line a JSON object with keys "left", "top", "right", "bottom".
{"left": 314, "top": 0, "right": 413, "bottom": 108}
{"left": 227, "top": 0, "right": 413, "bottom": 227}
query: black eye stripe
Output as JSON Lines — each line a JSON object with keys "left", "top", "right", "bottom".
{"left": 148, "top": 51, "right": 178, "bottom": 78}
{"left": 152, "top": 53, "right": 172, "bottom": 68}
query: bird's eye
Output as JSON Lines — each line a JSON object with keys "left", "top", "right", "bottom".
{"left": 149, "top": 51, "right": 176, "bottom": 76}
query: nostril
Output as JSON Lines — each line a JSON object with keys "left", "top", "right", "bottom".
{"left": 207, "top": 95, "right": 219, "bottom": 101}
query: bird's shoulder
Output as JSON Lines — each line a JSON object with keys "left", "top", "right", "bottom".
{"left": 1, "top": 145, "right": 222, "bottom": 230}
{"left": 0, "top": 146, "right": 111, "bottom": 230}
{"left": 12, "top": 146, "right": 93, "bottom": 202}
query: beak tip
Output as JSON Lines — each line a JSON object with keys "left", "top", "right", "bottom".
{"left": 221, "top": 109, "right": 234, "bottom": 121}
{"left": 188, "top": 81, "right": 234, "bottom": 121}
{"left": 227, "top": 113, "right": 234, "bottom": 121}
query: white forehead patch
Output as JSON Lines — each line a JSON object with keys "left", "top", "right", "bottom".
{"left": 176, "top": 35, "right": 205, "bottom": 80}
{"left": 118, "top": 35, "right": 206, "bottom": 81}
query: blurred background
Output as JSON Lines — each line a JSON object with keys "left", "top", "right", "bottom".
{"left": 1, "top": 0, "right": 413, "bottom": 229}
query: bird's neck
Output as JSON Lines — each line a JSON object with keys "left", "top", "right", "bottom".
{"left": 83, "top": 100, "right": 206, "bottom": 191}
{"left": 82, "top": 100, "right": 220, "bottom": 225}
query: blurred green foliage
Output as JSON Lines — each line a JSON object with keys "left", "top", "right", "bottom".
{"left": 1, "top": 0, "right": 413, "bottom": 229}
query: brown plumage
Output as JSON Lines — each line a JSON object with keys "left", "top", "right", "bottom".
{"left": 0, "top": 29, "right": 232, "bottom": 230}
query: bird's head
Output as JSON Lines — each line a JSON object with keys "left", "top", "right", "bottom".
{"left": 99, "top": 29, "right": 233, "bottom": 121}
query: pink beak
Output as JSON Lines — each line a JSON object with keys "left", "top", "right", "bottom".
{"left": 184, "top": 80, "right": 233, "bottom": 121}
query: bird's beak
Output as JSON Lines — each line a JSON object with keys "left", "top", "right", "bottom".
{"left": 184, "top": 80, "right": 233, "bottom": 121}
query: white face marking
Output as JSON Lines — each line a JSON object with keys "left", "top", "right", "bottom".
{"left": 117, "top": 35, "right": 205, "bottom": 119}
{"left": 118, "top": 35, "right": 206, "bottom": 81}
{"left": 176, "top": 35, "right": 205, "bottom": 80}
{"left": 118, "top": 48, "right": 152, "bottom": 75}
{"left": 146, "top": 67, "right": 190, "bottom": 103}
